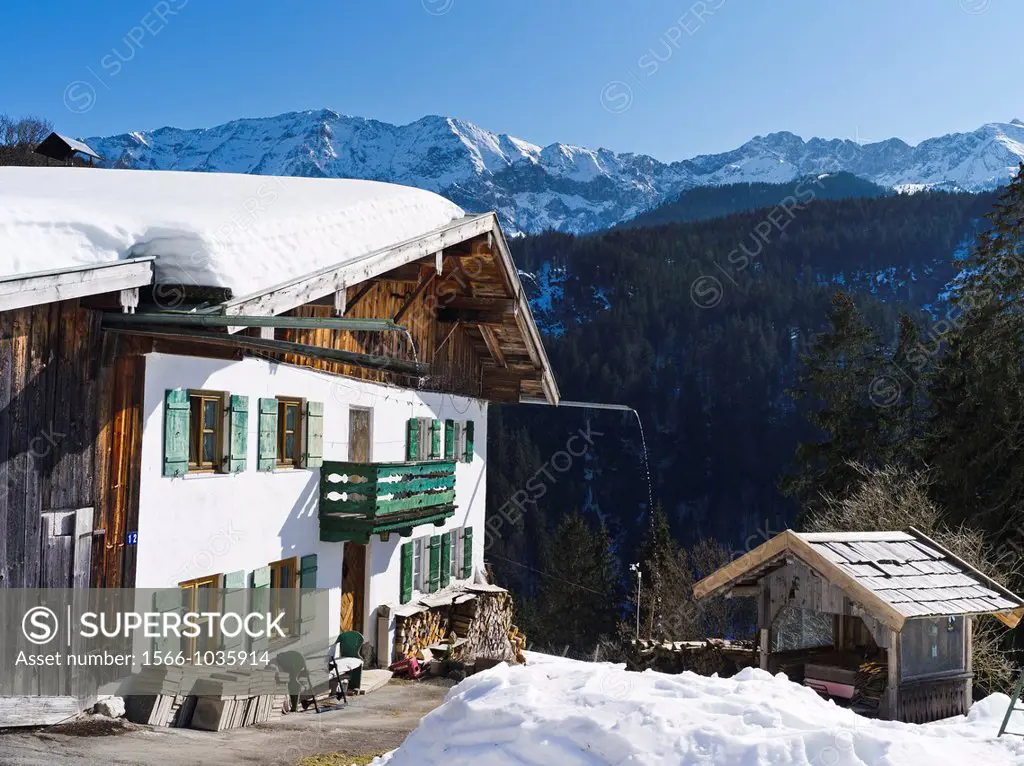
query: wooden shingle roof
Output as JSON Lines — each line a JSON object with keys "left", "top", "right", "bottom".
{"left": 693, "top": 528, "right": 1024, "bottom": 630}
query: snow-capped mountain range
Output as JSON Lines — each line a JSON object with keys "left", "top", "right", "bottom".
{"left": 88, "top": 110, "right": 1024, "bottom": 235}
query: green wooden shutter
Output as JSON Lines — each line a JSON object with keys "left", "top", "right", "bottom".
{"left": 152, "top": 589, "right": 183, "bottom": 654}
{"left": 406, "top": 418, "right": 420, "bottom": 461}
{"left": 444, "top": 419, "right": 455, "bottom": 459}
{"left": 299, "top": 554, "right": 318, "bottom": 588}
{"left": 440, "top": 532, "right": 452, "bottom": 589}
{"left": 428, "top": 535, "right": 441, "bottom": 593}
{"left": 251, "top": 566, "right": 271, "bottom": 651}
{"left": 252, "top": 565, "right": 270, "bottom": 589}
{"left": 163, "top": 389, "right": 190, "bottom": 477}
{"left": 463, "top": 421, "right": 475, "bottom": 463}
{"left": 400, "top": 542, "right": 413, "bottom": 604}
{"left": 257, "top": 398, "right": 278, "bottom": 471}
{"left": 226, "top": 395, "right": 249, "bottom": 473}
{"left": 430, "top": 419, "right": 441, "bottom": 459}
{"left": 304, "top": 401, "right": 324, "bottom": 468}
{"left": 222, "top": 570, "right": 247, "bottom": 651}
{"left": 462, "top": 527, "right": 473, "bottom": 579}
{"left": 299, "top": 554, "right": 319, "bottom": 638}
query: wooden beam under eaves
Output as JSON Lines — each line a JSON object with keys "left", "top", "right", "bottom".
{"left": 479, "top": 325, "right": 506, "bottom": 367}
{"left": 343, "top": 281, "right": 377, "bottom": 316}
{"left": 104, "top": 326, "right": 428, "bottom": 376}
{"left": 102, "top": 312, "right": 405, "bottom": 333}
{"left": 446, "top": 297, "right": 515, "bottom": 313}
{"left": 394, "top": 270, "right": 437, "bottom": 324}
{"left": 437, "top": 307, "right": 509, "bottom": 326}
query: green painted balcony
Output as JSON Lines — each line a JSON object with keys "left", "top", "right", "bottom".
{"left": 319, "top": 460, "right": 456, "bottom": 544}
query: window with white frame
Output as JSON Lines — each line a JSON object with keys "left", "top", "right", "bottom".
{"left": 453, "top": 422, "right": 465, "bottom": 462}
{"left": 449, "top": 529, "right": 463, "bottom": 580}
{"left": 412, "top": 537, "right": 427, "bottom": 593}
{"left": 416, "top": 417, "right": 434, "bottom": 460}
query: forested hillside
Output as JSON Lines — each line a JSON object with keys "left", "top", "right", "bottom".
{"left": 619, "top": 172, "right": 889, "bottom": 229}
{"left": 488, "top": 189, "right": 997, "bottom": 642}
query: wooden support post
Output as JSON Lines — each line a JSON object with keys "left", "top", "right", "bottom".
{"left": 758, "top": 579, "right": 771, "bottom": 671}
{"left": 884, "top": 629, "right": 900, "bottom": 720}
{"left": 964, "top": 617, "right": 973, "bottom": 711}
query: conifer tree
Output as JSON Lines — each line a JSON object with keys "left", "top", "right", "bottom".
{"left": 531, "top": 511, "right": 622, "bottom": 651}
{"left": 632, "top": 504, "right": 697, "bottom": 640}
{"left": 926, "top": 164, "right": 1024, "bottom": 536}
{"left": 782, "top": 291, "right": 888, "bottom": 515}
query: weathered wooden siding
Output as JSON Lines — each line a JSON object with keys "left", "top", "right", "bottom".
{"left": 273, "top": 238, "right": 546, "bottom": 402}
{"left": 279, "top": 276, "right": 487, "bottom": 397}
{"left": 760, "top": 559, "right": 893, "bottom": 649}
{"left": 0, "top": 300, "right": 144, "bottom": 589}
{"left": 92, "top": 337, "right": 146, "bottom": 588}
{"left": 898, "top": 675, "right": 971, "bottom": 723}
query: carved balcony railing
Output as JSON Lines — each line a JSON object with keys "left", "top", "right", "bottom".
{"left": 319, "top": 460, "right": 456, "bottom": 544}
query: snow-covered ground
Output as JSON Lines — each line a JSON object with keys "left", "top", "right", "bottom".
{"left": 369, "top": 653, "right": 1024, "bottom": 765}
{"left": 0, "top": 167, "right": 464, "bottom": 297}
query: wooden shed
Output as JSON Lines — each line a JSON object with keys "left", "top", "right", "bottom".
{"left": 693, "top": 528, "right": 1024, "bottom": 723}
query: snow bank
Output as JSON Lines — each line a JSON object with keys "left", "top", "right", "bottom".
{"left": 372, "top": 658, "right": 1024, "bottom": 765}
{"left": 0, "top": 167, "right": 464, "bottom": 297}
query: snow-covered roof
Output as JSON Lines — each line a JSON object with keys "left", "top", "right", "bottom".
{"left": 0, "top": 167, "right": 465, "bottom": 297}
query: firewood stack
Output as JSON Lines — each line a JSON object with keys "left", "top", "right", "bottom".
{"left": 453, "top": 591, "right": 519, "bottom": 665}
{"left": 851, "top": 661, "right": 887, "bottom": 716}
{"left": 394, "top": 609, "right": 451, "bottom": 659}
{"left": 625, "top": 639, "right": 755, "bottom": 677}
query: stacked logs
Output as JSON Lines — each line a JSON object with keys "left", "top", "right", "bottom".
{"left": 851, "top": 661, "right": 887, "bottom": 716}
{"left": 452, "top": 591, "right": 519, "bottom": 665}
{"left": 625, "top": 638, "right": 755, "bottom": 678}
{"left": 395, "top": 610, "right": 450, "bottom": 659}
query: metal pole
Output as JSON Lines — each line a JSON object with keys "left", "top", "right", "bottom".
{"left": 636, "top": 570, "right": 642, "bottom": 639}
{"left": 630, "top": 563, "right": 642, "bottom": 639}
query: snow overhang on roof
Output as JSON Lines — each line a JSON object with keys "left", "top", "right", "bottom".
{"left": 0, "top": 166, "right": 559, "bottom": 403}
{"left": 0, "top": 166, "right": 465, "bottom": 292}
{"left": 693, "top": 528, "right": 1024, "bottom": 631}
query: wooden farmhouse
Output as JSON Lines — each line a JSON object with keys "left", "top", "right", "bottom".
{"left": 0, "top": 166, "right": 558, "bottom": 723}
{"left": 693, "top": 529, "right": 1024, "bottom": 724}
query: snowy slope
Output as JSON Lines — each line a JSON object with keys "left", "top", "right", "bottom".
{"left": 371, "top": 657, "right": 1024, "bottom": 765}
{"left": 88, "top": 111, "right": 1024, "bottom": 235}
{"left": 0, "top": 166, "right": 463, "bottom": 296}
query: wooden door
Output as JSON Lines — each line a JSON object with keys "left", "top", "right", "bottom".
{"left": 341, "top": 542, "right": 366, "bottom": 634}
{"left": 349, "top": 408, "right": 371, "bottom": 462}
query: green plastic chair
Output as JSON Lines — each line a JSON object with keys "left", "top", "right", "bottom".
{"left": 337, "top": 630, "right": 364, "bottom": 691}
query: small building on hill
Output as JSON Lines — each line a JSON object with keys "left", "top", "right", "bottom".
{"left": 693, "top": 528, "right": 1024, "bottom": 724}
{"left": 34, "top": 132, "right": 102, "bottom": 164}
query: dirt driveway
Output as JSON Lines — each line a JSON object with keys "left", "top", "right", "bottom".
{"left": 0, "top": 680, "right": 448, "bottom": 766}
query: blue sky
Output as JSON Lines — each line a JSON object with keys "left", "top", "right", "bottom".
{"left": 1, "top": 0, "right": 1022, "bottom": 160}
